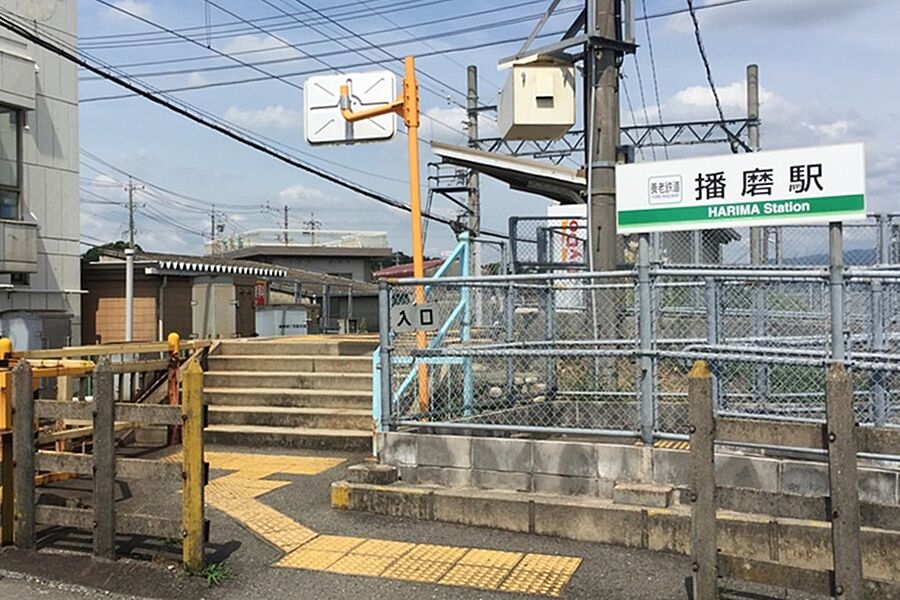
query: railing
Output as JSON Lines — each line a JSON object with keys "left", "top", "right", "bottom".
{"left": 374, "top": 233, "right": 471, "bottom": 431}
{"left": 0, "top": 336, "right": 208, "bottom": 570}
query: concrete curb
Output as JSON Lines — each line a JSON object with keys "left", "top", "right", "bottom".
{"left": 331, "top": 480, "right": 900, "bottom": 594}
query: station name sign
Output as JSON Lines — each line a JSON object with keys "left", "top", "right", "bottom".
{"left": 615, "top": 143, "right": 866, "bottom": 233}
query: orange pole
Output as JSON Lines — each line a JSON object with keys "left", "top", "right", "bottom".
{"left": 401, "top": 56, "right": 430, "bottom": 414}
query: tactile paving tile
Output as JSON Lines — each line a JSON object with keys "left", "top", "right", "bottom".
{"left": 381, "top": 557, "right": 454, "bottom": 583}
{"left": 439, "top": 564, "right": 511, "bottom": 590}
{"left": 276, "top": 548, "right": 345, "bottom": 571}
{"left": 516, "top": 553, "right": 582, "bottom": 575}
{"left": 500, "top": 568, "right": 574, "bottom": 597}
{"left": 404, "top": 543, "right": 469, "bottom": 564}
{"left": 301, "top": 535, "right": 367, "bottom": 553}
{"left": 326, "top": 553, "right": 396, "bottom": 577}
{"left": 350, "top": 539, "right": 415, "bottom": 558}
{"left": 458, "top": 549, "right": 524, "bottom": 570}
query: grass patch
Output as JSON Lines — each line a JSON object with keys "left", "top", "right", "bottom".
{"left": 185, "top": 562, "right": 236, "bottom": 587}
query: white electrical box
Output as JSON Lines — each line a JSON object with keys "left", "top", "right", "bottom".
{"left": 498, "top": 61, "right": 576, "bottom": 141}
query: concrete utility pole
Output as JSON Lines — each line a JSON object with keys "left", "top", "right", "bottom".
{"left": 283, "top": 204, "right": 289, "bottom": 245}
{"left": 210, "top": 204, "right": 217, "bottom": 241}
{"left": 124, "top": 176, "right": 137, "bottom": 342}
{"left": 587, "top": 0, "right": 620, "bottom": 271}
{"left": 747, "top": 64, "right": 763, "bottom": 265}
{"left": 466, "top": 65, "right": 481, "bottom": 267}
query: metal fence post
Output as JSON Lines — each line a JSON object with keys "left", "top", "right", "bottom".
{"left": 508, "top": 216, "right": 519, "bottom": 273}
{"left": 182, "top": 360, "right": 205, "bottom": 573}
{"left": 11, "top": 360, "right": 33, "bottom": 549}
{"left": 824, "top": 362, "right": 863, "bottom": 597}
{"left": 829, "top": 223, "right": 845, "bottom": 361}
{"left": 877, "top": 213, "right": 890, "bottom": 265}
{"left": 705, "top": 278, "right": 720, "bottom": 414}
{"left": 378, "top": 282, "right": 393, "bottom": 432}
{"left": 688, "top": 360, "right": 717, "bottom": 599}
{"left": 92, "top": 359, "right": 116, "bottom": 560}
{"left": 871, "top": 279, "right": 886, "bottom": 425}
{"left": 505, "top": 282, "right": 515, "bottom": 400}
{"left": 544, "top": 285, "right": 557, "bottom": 399}
{"left": 638, "top": 234, "right": 654, "bottom": 444}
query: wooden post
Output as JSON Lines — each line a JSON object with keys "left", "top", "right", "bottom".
{"left": 181, "top": 359, "right": 205, "bottom": 572}
{"left": 825, "top": 363, "right": 863, "bottom": 598}
{"left": 688, "top": 360, "right": 717, "bottom": 599}
{"left": 12, "top": 360, "right": 34, "bottom": 549}
{"left": 167, "top": 332, "right": 181, "bottom": 446}
{"left": 92, "top": 359, "right": 116, "bottom": 559}
{"left": 0, "top": 341, "right": 13, "bottom": 545}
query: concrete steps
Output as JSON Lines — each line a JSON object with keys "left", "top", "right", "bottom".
{"left": 204, "top": 371, "right": 372, "bottom": 391}
{"left": 202, "top": 336, "right": 375, "bottom": 450}
{"left": 215, "top": 338, "right": 378, "bottom": 357}
{"left": 204, "top": 387, "right": 371, "bottom": 409}
{"left": 205, "top": 424, "right": 371, "bottom": 451}
{"left": 207, "top": 354, "right": 371, "bottom": 373}
{"left": 208, "top": 405, "right": 372, "bottom": 430}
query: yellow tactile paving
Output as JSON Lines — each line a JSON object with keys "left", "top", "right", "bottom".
{"left": 501, "top": 568, "right": 577, "bottom": 597}
{"left": 301, "top": 535, "right": 366, "bottom": 553}
{"left": 404, "top": 543, "right": 470, "bottom": 564}
{"left": 351, "top": 539, "right": 415, "bottom": 558}
{"left": 440, "top": 564, "right": 511, "bottom": 590}
{"left": 326, "top": 553, "right": 396, "bottom": 577}
{"left": 459, "top": 548, "right": 524, "bottom": 569}
{"left": 516, "top": 553, "right": 582, "bottom": 575}
{"left": 201, "top": 450, "right": 582, "bottom": 596}
{"left": 276, "top": 548, "right": 345, "bottom": 570}
{"left": 381, "top": 557, "right": 455, "bottom": 583}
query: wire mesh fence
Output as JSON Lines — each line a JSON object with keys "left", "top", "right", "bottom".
{"left": 379, "top": 263, "right": 900, "bottom": 441}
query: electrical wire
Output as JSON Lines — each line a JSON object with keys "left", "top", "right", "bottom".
{"left": 640, "top": 0, "right": 667, "bottom": 160}
{"left": 631, "top": 54, "right": 656, "bottom": 160}
{"left": 0, "top": 11, "right": 511, "bottom": 240}
{"left": 684, "top": 0, "right": 750, "bottom": 153}
{"left": 80, "top": 0, "right": 563, "bottom": 71}
{"left": 81, "top": 29, "right": 566, "bottom": 102}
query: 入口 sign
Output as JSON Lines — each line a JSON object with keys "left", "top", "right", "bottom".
{"left": 615, "top": 143, "right": 866, "bottom": 233}
{"left": 390, "top": 303, "right": 439, "bottom": 333}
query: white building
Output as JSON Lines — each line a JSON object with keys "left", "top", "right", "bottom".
{"left": 0, "top": 0, "right": 80, "bottom": 349}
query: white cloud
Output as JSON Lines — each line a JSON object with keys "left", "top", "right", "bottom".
{"left": 109, "top": 0, "right": 152, "bottom": 20}
{"left": 422, "top": 106, "right": 499, "bottom": 143}
{"left": 279, "top": 184, "right": 324, "bottom": 204}
{"left": 664, "top": 0, "right": 883, "bottom": 33}
{"left": 223, "top": 105, "right": 301, "bottom": 130}
{"left": 635, "top": 79, "right": 900, "bottom": 212}
{"left": 220, "top": 35, "right": 301, "bottom": 61}
{"left": 186, "top": 72, "right": 207, "bottom": 87}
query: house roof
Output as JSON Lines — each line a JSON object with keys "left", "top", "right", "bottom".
{"left": 90, "top": 249, "right": 377, "bottom": 293}
{"left": 373, "top": 259, "right": 444, "bottom": 279}
{"left": 222, "top": 245, "right": 393, "bottom": 260}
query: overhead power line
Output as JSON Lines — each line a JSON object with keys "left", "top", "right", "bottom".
{"left": 0, "top": 10, "right": 507, "bottom": 239}
{"left": 81, "top": 29, "right": 566, "bottom": 103}
{"left": 82, "top": 0, "right": 556, "bottom": 71}
{"left": 685, "top": 0, "right": 750, "bottom": 153}
{"left": 81, "top": 0, "right": 458, "bottom": 46}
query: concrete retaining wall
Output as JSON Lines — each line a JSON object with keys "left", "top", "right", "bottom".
{"left": 378, "top": 432, "right": 900, "bottom": 506}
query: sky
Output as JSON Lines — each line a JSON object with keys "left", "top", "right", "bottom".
{"left": 68, "top": 0, "right": 900, "bottom": 258}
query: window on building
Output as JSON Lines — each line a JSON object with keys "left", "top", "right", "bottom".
{"left": 0, "top": 106, "right": 21, "bottom": 220}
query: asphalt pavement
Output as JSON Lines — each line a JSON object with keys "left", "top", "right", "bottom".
{"left": 0, "top": 444, "right": 825, "bottom": 600}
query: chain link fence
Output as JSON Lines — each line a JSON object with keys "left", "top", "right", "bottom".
{"left": 377, "top": 249, "right": 900, "bottom": 441}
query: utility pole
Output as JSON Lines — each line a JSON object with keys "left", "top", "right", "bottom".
{"left": 283, "top": 204, "right": 289, "bottom": 245}
{"left": 747, "top": 64, "right": 763, "bottom": 265}
{"left": 303, "top": 212, "right": 322, "bottom": 246}
{"left": 466, "top": 65, "right": 481, "bottom": 268}
{"left": 124, "top": 176, "right": 139, "bottom": 342}
{"left": 210, "top": 203, "right": 217, "bottom": 241}
{"left": 587, "top": 0, "right": 620, "bottom": 271}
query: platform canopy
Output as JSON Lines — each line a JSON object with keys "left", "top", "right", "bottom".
{"left": 430, "top": 141, "right": 585, "bottom": 205}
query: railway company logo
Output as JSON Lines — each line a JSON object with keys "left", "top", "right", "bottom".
{"left": 648, "top": 175, "right": 682, "bottom": 205}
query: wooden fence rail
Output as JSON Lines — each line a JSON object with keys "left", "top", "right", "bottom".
{"left": 0, "top": 336, "right": 207, "bottom": 570}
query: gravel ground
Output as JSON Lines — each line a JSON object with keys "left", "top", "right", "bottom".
{"left": 0, "top": 444, "right": 826, "bottom": 600}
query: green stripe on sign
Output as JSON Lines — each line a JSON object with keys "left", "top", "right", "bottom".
{"left": 617, "top": 194, "right": 865, "bottom": 228}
